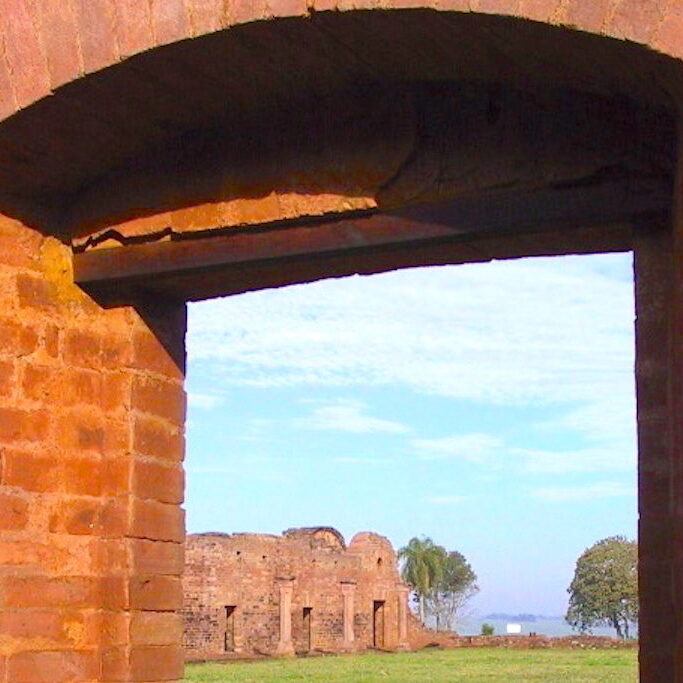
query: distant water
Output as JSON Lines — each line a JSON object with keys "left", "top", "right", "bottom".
{"left": 452, "top": 616, "right": 637, "bottom": 639}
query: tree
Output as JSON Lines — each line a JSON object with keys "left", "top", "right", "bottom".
{"left": 426, "top": 550, "right": 479, "bottom": 631}
{"left": 566, "top": 536, "right": 638, "bottom": 639}
{"left": 398, "top": 537, "right": 445, "bottom": 624}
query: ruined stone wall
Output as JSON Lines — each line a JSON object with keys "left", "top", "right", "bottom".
{"left": 448, "top": 634, "right": 637, "bottom": 649}
{"left": 182, "top": 528, "right": 413, "bottom": 659}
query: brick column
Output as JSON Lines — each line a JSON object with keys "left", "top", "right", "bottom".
{"left": 396, "top": 585, "right": 410, "bottom": 651}
{"left": 0, "top": 214, "right": 187, "bottom": 682}
{"left": 275, "top": 578, "right": 295, "bottom": 656}
{"left": 110, "top": 298, "right": 187, "bottom": 682}
{"left": 634, "top": 213, "right": 680, "bottom": 681}
{"left": 340, "top": 581, "right": 356, "bottom": 651}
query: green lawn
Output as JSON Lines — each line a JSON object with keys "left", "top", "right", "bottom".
{"left": 185, "top": 648, "right": 637, "bottom": 681}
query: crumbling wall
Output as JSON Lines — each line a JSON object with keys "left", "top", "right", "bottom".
{"left": 182, "top": 528, "right": 414, "bottom": 659}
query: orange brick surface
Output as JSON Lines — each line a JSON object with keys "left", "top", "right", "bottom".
{"left": 0, "top": 494, "right": 29, "bottom": 531}
{"left": 130, "top": 499, "right": 186, "bottom": 543}
{"left": 0, "top": 213, "right": 186, "bottom": 682}
{"left": 130, "top": 575, "right": 184, "bottom": 612}
{"left": 133, "top": 460, "right": 184, "bottom": 505}
{"left": 131, "top": 612, "right": 183, "bottom": 645}
{"left": 129, "top": 644, "right": 185, "bottom": 680}
{"left": 7, "top": 650, "right": 99, "bottom": 682}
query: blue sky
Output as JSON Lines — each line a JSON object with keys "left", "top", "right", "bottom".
{"left": 185, "top": 252, "right": 637, "bottom": 617}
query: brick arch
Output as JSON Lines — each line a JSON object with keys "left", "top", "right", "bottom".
{"left": 0, "top": 4, "right": 682, "bottom": 683}
{"left": 1, "top": 0, "right": 682, "bottom": 124}
{"left": 0, "top": 6, "right": 680, "bottom": 244}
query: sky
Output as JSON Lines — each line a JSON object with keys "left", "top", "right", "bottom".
{"left": 185, "top": 252, "right": 637, "bottom": 617}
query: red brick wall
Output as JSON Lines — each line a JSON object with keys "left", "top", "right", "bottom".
{"left": 0, "top": 212, "right": 187, "bottom": 682}
{"left": 182, "top": 528, "right": 415, "bottom": 658}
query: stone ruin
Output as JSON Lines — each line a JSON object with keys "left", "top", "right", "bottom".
{"left": 182, "top": 527, "right": 432, "bottom": 659}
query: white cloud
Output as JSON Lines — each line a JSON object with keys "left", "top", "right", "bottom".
{"left": 188, "top": 392, "right": 224, "bottom": 410}
{"left": 531, "top": 482, "right": 635, "bottom": 502}
{"left": 410, "top": 432, "right": 634, "bottom": 473}
{"left": 187, "top": 457, "right": 294, "bottom": 484}
{"left": 332, "top": 456, "right": 392, "bottom": 465}
{"left": 187, "top": 254, "right": 636, "bottom": 481}
{"left": 534, "top": 395, "right": 636, "bottom": 450}
{"left": 295, "top": 399, "right": 410, "bottom": 434}
{"left": 517, "top": 446, "right": 634, "bottom": 474}
{"left": 426, "top": 495, "right": 469, "bottom": 505}
{"left": 188, "top": 254, "right": 634, "bottom": 408}
{"left": 412, "top": 434, "right": 503, "bottom": 462}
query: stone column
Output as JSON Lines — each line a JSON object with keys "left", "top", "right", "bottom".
{"left": 340, "top": 581, "right": 356, "bottom": 650}
{"left": 275, "top": 578, "right": 295, "bottom": 656}
{"left": 634, "top": 209, "right": 681, "bottom": 681}
{"left": 396, "top": 585, "right": 411, "bottom": 650}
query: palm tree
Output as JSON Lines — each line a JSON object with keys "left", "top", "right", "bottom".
{"left": 398, "top": 536, "right": 446, "bottom": 624}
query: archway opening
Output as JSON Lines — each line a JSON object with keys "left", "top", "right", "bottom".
{"left": 182, "top": 251, "right": 637, "bottom": 658}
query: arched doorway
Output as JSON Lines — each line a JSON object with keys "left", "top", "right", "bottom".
{"left": 0, "top": 5, "right": 681, "bottom": 680}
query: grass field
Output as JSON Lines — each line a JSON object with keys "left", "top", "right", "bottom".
{"left": 185, "top": 648, "right": 637, "bottom": 681}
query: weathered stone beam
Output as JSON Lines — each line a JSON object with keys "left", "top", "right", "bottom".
{"left": 74, "top": 178, "right": 668, "bottom": 303}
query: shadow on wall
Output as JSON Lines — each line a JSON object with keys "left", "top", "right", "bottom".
{"left": 0, "top": 11, "right": 676, "bottom": 247}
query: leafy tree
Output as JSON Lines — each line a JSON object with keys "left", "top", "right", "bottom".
{"left": 481, "top": 623, "right": 494, "bottom": 636}
{"left": 566, "top": 536, "right": 638, "bottom": 639}
{"left": 426, "top": 550, "right": 479, "bottom": 631}
{"left": 398, "top": 537, "right": 445, "bottom": 623}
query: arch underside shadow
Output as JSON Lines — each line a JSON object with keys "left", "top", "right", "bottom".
{"left": 0, "top": 10, "right": 679, "bottom": 248}
{"left": 46, "top": 12, "right": 675, "bottom": 303}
